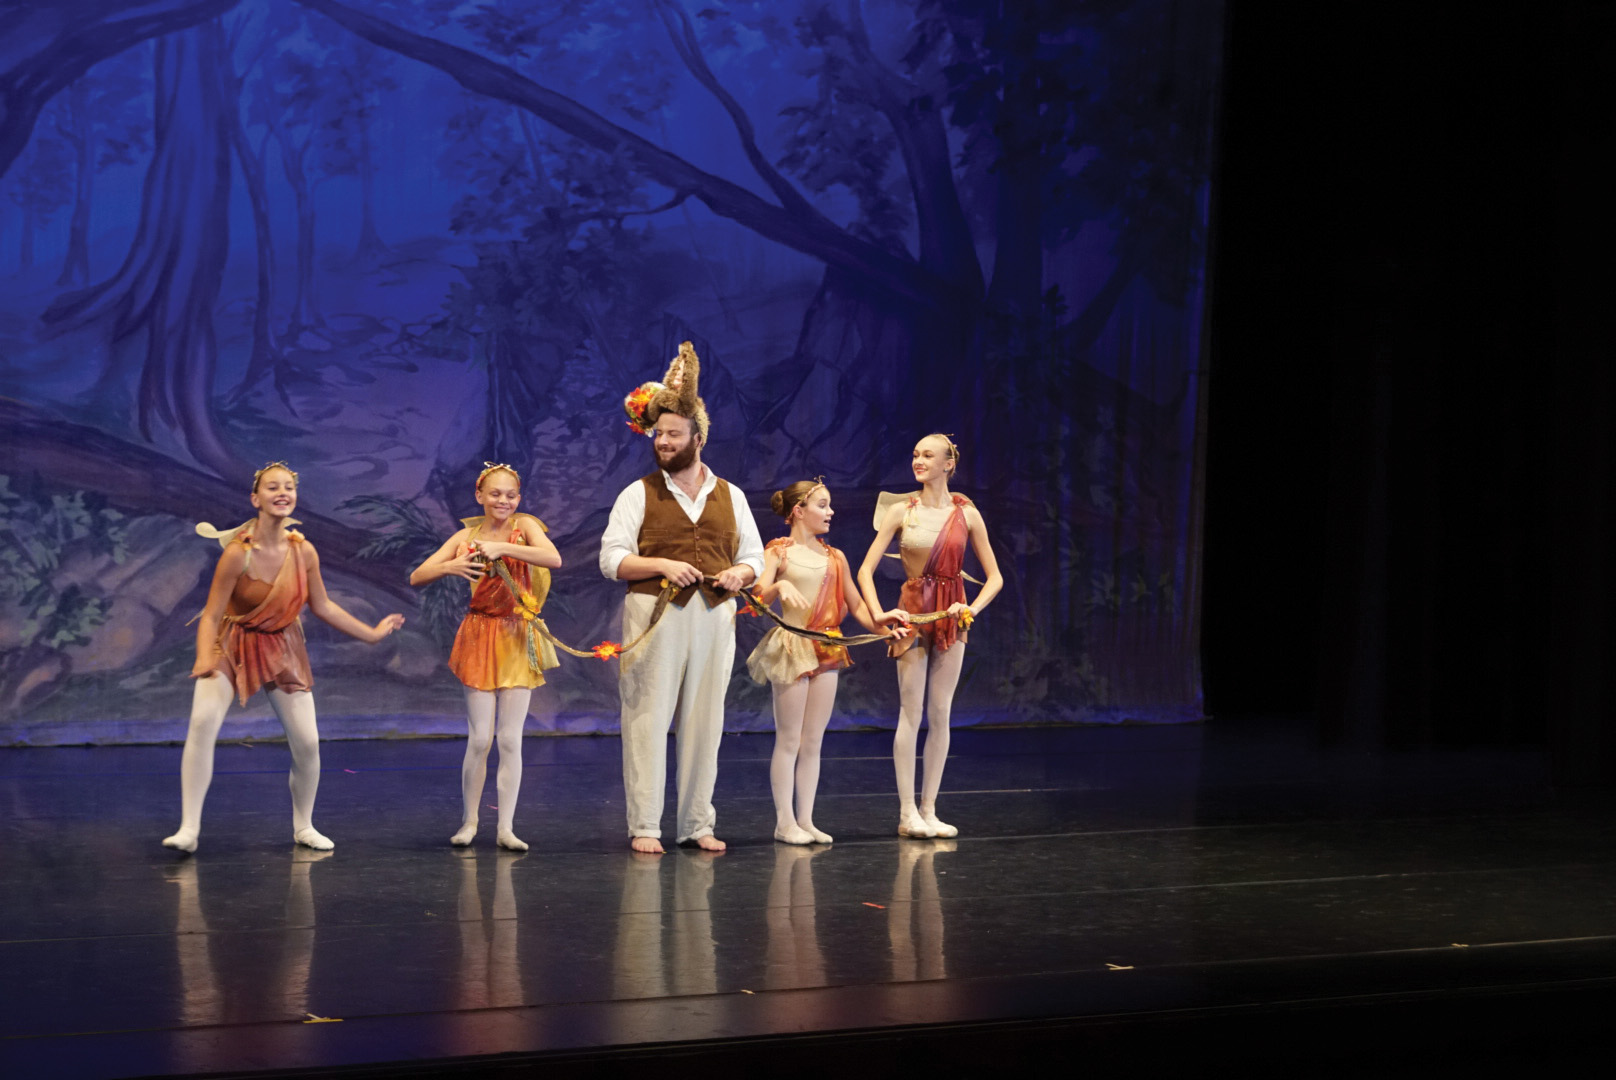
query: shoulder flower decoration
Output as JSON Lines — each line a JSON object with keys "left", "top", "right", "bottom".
{"left": 591, "top": 641, "right": 624, "bottom": 661}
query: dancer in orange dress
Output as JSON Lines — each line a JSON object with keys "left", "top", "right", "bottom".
{"left": 411, "top": 464, "right": 562, "bottom": 851}
{"left": 163, "top": 463, "right": 405, "bottom": 854}
{"left": 747, "top": 480, "right": 895, "bottom": 845}
{"left": 858, "top": 435, "right": 1003, "bottom": 839}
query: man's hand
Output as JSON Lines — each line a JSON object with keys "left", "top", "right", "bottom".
{"left": 711, "top": 566, "right": 750, "bottom": 593}
{"left": 660, "top": 559, "right": 702, "bottom": 587}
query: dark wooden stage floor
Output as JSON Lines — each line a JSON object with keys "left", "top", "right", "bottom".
{"left": 4, "top": 721, "right": 1615, "bottom": 1078}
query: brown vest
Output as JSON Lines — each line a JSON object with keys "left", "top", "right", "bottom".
{"left": 628, "top": 471, "right": 741, "bottom": 608}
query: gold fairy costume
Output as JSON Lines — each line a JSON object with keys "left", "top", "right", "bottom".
{"left": 448, "top": 513, "right": 560, "bottom": 690}
{"left": 746, "top": 537, "right": 853, "bottom": 685}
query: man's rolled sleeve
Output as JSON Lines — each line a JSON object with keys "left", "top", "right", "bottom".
{"left": 728, "top": 482, "right": 765, "bottom": 580}
{"left": 599, "top": 482, "right": 646, "bottom": 581}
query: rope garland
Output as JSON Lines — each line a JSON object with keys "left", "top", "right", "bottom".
{"left": 483, "top": 561, "right": 969, "bottom": 671}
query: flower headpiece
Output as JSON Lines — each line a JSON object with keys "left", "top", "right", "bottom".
{"left": 623, "top": 341, "right": 709, "bottom": 441}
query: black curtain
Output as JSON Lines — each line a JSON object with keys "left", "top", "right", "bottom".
{"left": 1203, "top": 1, "right": 1616, "bottom": 782}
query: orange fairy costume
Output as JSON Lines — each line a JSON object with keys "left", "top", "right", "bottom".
{"left": 447, "top": 513, "right": 560, "bottom": 691}
{"left": 891, "top": 493, "right": 973, "bottom": 657}
{"left": 211, "top": 528, "right": 315, "bottom": 704}
{"left": 746, "top": 537, "right": 853, "bottom": 685}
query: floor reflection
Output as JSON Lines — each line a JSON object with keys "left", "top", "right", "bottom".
{"left": 890, "top": 839, "right": 953, "bottom": 982}
{"left": 613, "top": 850, "right": 720, "bottom": 999}
{"left": 168, "top": 847, "right": 331, "bottom": 1071}
{"left": 764, "top": 844, "right": 825, "bottom": 988}
{"left": 455, "top": 849, "right": 523, "bottom": 1010}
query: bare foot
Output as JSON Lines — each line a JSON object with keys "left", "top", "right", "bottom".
{"left": 496, "top": 829, "right": 528, "bottom": 852}
{"left": 690, "top": 834, "right": 726, "bottom": 852}
{"left": 630, "top": 835, "right": 665, "bottom": 854}
{"left": 162, "top": 828, "right": 198, "bottom": 854}
{"left": 449, "top": 822, "right": 477, "bottom": 846}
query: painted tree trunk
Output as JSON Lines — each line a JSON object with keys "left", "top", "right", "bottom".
{"left": 39, "top": 22, "right": 237, "bottom": 478}
{"left": 58, "top": 80, "right": 94, "bottom": 289}
{"left": 352, "top": 118, "right": 386, "bottom": 262}
{"left": 271, "top": 125, "right": 320, "bottom": 332}
{"left": 230, "top": 119, "right": 280, "bottom": 396}
{"left": 19, "top": 207, "right": 35, "bottom": 270}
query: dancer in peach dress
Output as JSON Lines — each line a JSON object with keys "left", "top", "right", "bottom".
{"left": 747, "top": 480, "right": 896, "bottom": 844}
{"left": 163, "top": 462, "right": 405, "bottom": 854}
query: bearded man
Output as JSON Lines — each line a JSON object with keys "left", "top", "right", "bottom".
{"left": 599, "top": 343, "right": 763, "bottom": 853}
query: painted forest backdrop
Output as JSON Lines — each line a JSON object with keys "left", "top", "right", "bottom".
{"left": 0, "top": 0, "right": 1220, "bottom": 744}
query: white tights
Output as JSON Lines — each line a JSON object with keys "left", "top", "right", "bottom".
{"left": 893, "top": 641, "right": 966, "bottom": 816}
{"left": 164, "top": 673, "right": 327, "bottom": 851}
{"left": 454, "top": 686, "right": 531, "bottom": 848}
{"left": 770, "top": 671, "right": 838, "bottom": 839}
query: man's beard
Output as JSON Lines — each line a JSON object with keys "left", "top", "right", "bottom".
{"left": 655, "top": 439, "right": 698, "bottom": 474}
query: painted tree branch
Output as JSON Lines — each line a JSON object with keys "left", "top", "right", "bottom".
{"left": 0, "top": 397, "right": 417, "bottom": 604}
{"left": 648, "top": 0, "right": 825, "bottom": 226}
{"left": 0, "top": 0, "right": 236, "bottom": 179}
{"left": 296, "top": 0, "right": 957, "bottom": 310}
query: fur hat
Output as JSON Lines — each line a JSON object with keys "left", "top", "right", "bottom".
{"left": 623, "top": 341, "right": 709, "bottom": 441}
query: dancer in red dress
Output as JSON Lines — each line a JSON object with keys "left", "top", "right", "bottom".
{"left": 858, "top": 435, "right": 1003, "bottom": 838}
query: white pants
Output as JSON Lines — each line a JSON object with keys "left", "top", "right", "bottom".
{"left": 618, "top": 592, "right": 736, "bottom": 842}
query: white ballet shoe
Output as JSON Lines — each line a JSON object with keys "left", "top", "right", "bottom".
{"left": 897, "top": 812, "right": 935, "bottom": 838}
{"left": 450, "top": 822, "right": 478, "bottom": 846}
{"left": 774, "top": 824, "right": 815, "bottom": 845}
{"left": 162, "top": 828, "right": 199, "bottom": 853}
{"left": 293, "top": 827, "right": 334, "bottom": 851}
{"left": 919, "top": 811, "right": 958, "bottom": 838}
{"left": 801, "top": 824, "right": 834, "bottom": 844}
{"left": 496, "top": 830, "right": 528, "bottom": 852}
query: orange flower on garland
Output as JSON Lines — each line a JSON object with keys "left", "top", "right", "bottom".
{"left": 823, "top": 628, "right": 843, "bottom": 639}
{"left": 958, "top": 608, "right": 974, "bottom": 629}
{"left": 735, "top": 590, "right": 763, "bottom": 617}
{"left": 592, "top": 641, "right": 624, "bottom": 661}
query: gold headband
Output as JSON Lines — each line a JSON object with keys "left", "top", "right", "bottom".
{"left": 252, "top": 460, "right": 298, "bottom": 491}
{"left": 477, "top": 462, "right": 520, "bottom": 489}
{"left": 795, "top": 476, "right": 828, "bottom": 509}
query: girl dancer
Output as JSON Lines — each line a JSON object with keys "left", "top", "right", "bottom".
{"left": 164, "top": 463, "right": 405, "bottom": 853}
{"left": 858, "top": 435, "right": 1003, "bottom": 839}
{"left": 748, "top": 480, "right": 893, "bottom": 845}
{"left": 411, "top": 463, "right": 562, "bottom": 851}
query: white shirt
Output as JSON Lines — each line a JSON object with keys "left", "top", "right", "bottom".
{"left": 598, "top": 465, "right": 765, "bottom": 583}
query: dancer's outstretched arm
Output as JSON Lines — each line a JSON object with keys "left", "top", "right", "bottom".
{"left": 857, "top": 502, "right": 910, "bottom": 629}
{"left": 409, "top": 528, "right": 482, "bottom": 586}
{"left": 192, "top": 545, "right": 248, "bottom": 678}
{"left": 305, "top": 543, "right": 405, "bottom": 642}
